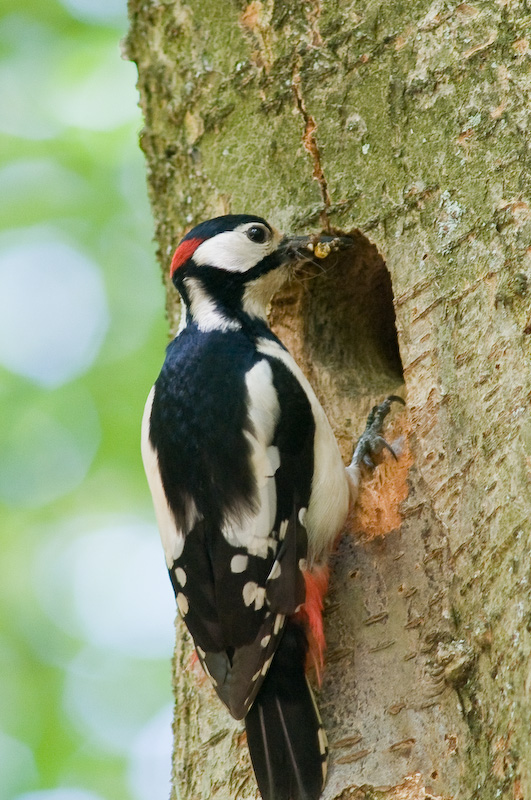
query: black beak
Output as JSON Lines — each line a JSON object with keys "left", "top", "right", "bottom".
{"left": 279, "top": 233, "right": 354, "bottom": 262}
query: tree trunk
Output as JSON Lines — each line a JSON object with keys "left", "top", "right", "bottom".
{"left": 125, "top": 2, "right": 531, "bottom": 798}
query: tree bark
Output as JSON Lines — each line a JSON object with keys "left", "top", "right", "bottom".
{"left": 125, "top": 2, "right": 531, "bottom": 798}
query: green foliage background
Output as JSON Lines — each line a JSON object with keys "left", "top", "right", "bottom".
{"left": 0, "top": 1, "right": 173, "bottom": 799}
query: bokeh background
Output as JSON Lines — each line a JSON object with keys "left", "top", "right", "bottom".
{"left": 0, "top": 1, "right": 176, "bottom": 799}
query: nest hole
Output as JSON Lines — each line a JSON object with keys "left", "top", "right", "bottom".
{"left": 270, "top": 228, "right": 404, "bottom": 458}
{"left": 301, "top": 228, "right": 403, "bottom": 397}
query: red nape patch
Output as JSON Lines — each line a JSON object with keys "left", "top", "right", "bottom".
{"left": 170, "top": 237, "right": 204, "bottom": 276}
{"left": 294, "top": 566, "right": 330, "bottom": 684}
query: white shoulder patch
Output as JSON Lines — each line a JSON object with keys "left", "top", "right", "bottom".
{"left": 222, "top": 359, "right": 281, "bottom": 557}
{"left": 256, "top": 338, "right": 349, "bottom": 558}
{"left": 245, "top": 359, "right": 280, "bottom": 452}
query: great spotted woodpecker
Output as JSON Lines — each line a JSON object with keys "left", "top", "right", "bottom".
{"left": 141, "top": 214, "right": 402, "bottom": 800}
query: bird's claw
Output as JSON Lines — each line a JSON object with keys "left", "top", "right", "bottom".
{"left": 351, "top": 395, "right": 405, "bottom": 470}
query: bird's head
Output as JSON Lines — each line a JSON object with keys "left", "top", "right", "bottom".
{"left": 169, "top": 214, "right": 350, "bottom": 328}
{"left": 170, "top": 215, "right": 283, "bottom": 279}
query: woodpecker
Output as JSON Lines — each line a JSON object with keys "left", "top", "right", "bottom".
{"left": 141, "top": 214, "right": 402, "bottom": 800}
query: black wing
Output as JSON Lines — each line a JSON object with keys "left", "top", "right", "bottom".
{"left": 147, "top": 333, "right": 315, "bottom": 719}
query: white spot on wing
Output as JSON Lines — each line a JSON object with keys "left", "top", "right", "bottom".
{"left": 268, "top": 560, "right": 281, "bottom": 580}
{"left": 202, "top": 660, "right": 218, "bottom": 687}
{"left": 176, "top": 592, "right": 189, "bottom": 616}
{"left": 242, "top": 582, "right": 266, "bottom": 610}
{"left": 231, "top": 554, "right": 249, "bottom": 573}
{"left": 254, "top": 588, "right": 266, "bottom": 610}
{"left": 318, "top": 727, "right": 327, "bottom": 755}
{"left": 298, "top": 507, "right": 307, "bottom": 525}
{"left": 242, "top": 581, "right": 258, "bottom": 606}
{"left": 261, "top": 635, "right": 271, "bottom": 648}
{"left": 174, "top": 567, "right": 187, "bottom": 586}
{"left": 279, "top": 520, "right": 288, "bottom": 541}
{"left": 261, "top": 655, "right": 273, "bottom": 675}
{"left": 274, "top": 614, "right": 285, "bottom": 634}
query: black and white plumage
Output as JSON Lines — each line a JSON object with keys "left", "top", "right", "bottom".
{"left": 141, "top": 215, "right": 360, "bottom": 800}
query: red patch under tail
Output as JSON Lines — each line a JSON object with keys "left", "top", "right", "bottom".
{"left": 295, "top": 565, "right": 330, "bottom": 683}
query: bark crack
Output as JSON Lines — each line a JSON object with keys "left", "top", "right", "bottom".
{"left": 292, "top": 58, "right": 331, "bottom": 229}
{"left": 306, "top": 0, "right": 324, "bottom": 48}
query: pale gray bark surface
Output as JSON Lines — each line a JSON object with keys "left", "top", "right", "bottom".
{"left": 126, "top": 2, "right": 531, "bottom": 798}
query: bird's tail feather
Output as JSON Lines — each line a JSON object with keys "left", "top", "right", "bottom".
{"left": 245, "top": 620, "right": 328, "bottom": 800}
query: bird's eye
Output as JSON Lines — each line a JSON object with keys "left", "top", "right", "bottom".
{"left": 246, "top": 225, "right": 269, "bottom": 244}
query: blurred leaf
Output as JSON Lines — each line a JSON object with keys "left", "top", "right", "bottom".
{"left": 0, "top": 1, "right": 170, "bottom": 799}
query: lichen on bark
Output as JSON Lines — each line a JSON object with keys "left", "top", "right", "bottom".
{"left": 126, "top": 1, "right": 531, "bottom": 798}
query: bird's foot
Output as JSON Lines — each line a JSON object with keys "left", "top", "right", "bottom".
{"left": 349, "top": 395, "right": 406, "bottom": 471}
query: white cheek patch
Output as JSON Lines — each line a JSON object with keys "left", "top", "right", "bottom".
{"left": 193, "top": 230, "right": 272, "bottom": 272}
